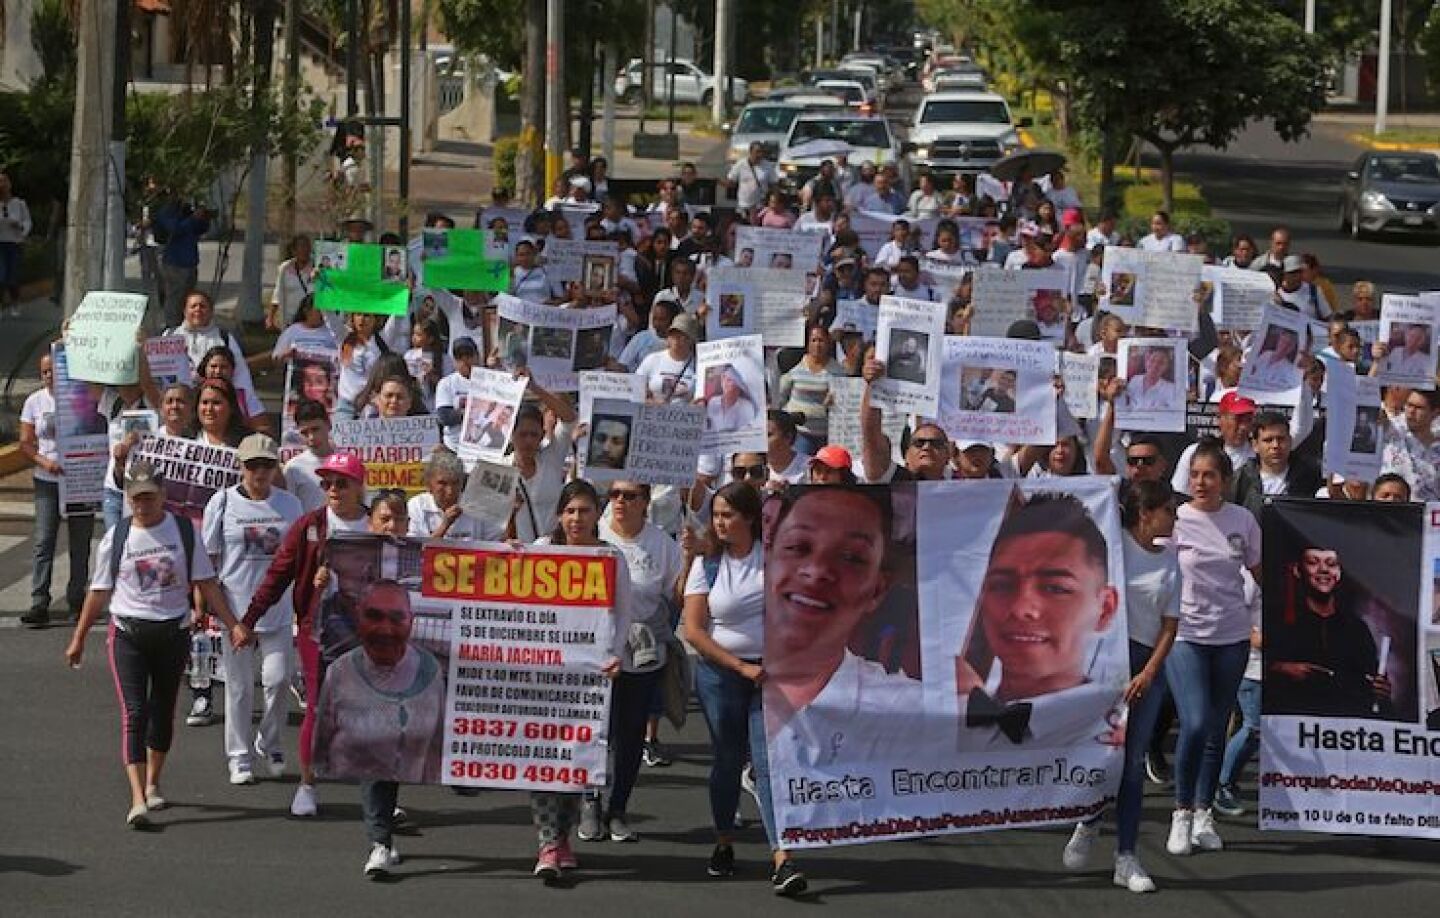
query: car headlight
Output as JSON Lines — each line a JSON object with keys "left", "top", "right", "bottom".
{"left": 781, "top": 162, "right": 797, "bottom": 175}
{"left": 1361, "top": 190, "right": 1395, "bottom": 210}
{"left": 913, "top": 146, "right": 930, "bottom": 159}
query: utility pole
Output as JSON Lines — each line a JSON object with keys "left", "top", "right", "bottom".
{"left": 1376, "top": 0, "right": 1392, "bottom": 134}
{"left": 518, "top": 0, "right": 545, "bottom": 205}
{"left": 64, "top": 0, "right": 118, "bottom": 315}
{"left": 712, "top": 0, "right": 730, "bottom": 125}
{"left": 815, "top": 16, "right": 823, "bottom": 70}
{"left": 240, "top": 1, "right": 278, "bottom": 325}
{"left": 281, "top": 0, "right": 301, "bottom": 238}
{"left": 544, "top": 0, "right": 564, "bottom": 194}
{"left": 601, "top": 42, "right": 617, "bottom": 166}
{"left": 103, "top": 0, "right": 130, "bottom": 291}
{"left": 1304, "top": 0, "right": 1316, "bottom": 34}
{"left": 853, "top": 4, "right": 861, "bottom": 53}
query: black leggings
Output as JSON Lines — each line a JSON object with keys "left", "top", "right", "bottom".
{"left": 108, "top": 617, "right": 189, "bottom": 765}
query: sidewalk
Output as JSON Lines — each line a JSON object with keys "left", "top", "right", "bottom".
{"left": 1315, "top": 110, "right": 1440, "bottom": 152}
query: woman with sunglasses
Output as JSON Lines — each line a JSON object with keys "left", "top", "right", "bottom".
{"left": 201, "top": 434, "right": 304, "bottom": 786}
{"left": 683, "top": 482, "right": 807, "bottom": 896}
{"left": 243, "top": 452, "right": 371, "bottom": 817}
{"left": 529, "top": 480, "right": 628, "bottom": 879}
{"left": 575, "top": 481, "right": 691, "bottom": 845}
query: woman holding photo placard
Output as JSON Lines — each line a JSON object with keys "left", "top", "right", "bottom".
{"left": 504, "top": 369, "right": 577, "bottom": 542}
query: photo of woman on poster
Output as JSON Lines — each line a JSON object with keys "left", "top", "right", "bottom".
{"left": 704, "top": 364, "right": 761, "bottom": 435}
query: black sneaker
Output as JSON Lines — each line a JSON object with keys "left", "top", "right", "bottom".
{"left": 771, "top": 861, "right": 808, "bottom": 897}
{"left": 707, "top": 843, "right": 736, "bottom": 878}
{"left": 642, "top": 740, "right": 672, "bottom": 767}
{"left": 1144, "top": 751, "right": 1171, "bottom": 785}
{"left": 20, "top": 609, "right": 49, "bottom": 628}
{"left": 1213, "top": 784, "right": 1245, "bottom": 818}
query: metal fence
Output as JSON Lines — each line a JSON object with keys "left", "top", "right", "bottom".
{"left": 438, "top": 75, "right": 465, "bottom": 115}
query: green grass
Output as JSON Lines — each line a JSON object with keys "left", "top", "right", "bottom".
{"left": 1352, "top": 127, "right": 1440, "bottom": 147}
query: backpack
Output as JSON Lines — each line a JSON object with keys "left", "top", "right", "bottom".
{"left": 109, "top": 513, "right": 197, "bottom": 587}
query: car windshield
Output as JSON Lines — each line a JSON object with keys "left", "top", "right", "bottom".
{"left": 735, "top": 107, "right": 801, "bottom": 135}
{"left": 1367, "top": 156, "right": 1440, "bottom": 182}
{"left": 790, "top": 119, "right": 891, "bottom": 148}
{"left": 818, "top": 83, "right": 864, "bottom": 103}
{"left": 920, "top": 100, "right": 1011, "bottom": 124}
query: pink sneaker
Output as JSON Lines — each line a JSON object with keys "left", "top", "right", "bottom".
{"left": 556, "top": 837, "right": 578, "bottom": 870}
{"left": 533, "top": 844, "right": 561, "bottom": 880}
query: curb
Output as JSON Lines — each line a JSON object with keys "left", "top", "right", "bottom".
{"left": 1018, "top": 128, "right": 1036, "bottom": 149}
{"left": 1347, "top": 132, "right": 1440, "bottom": 152}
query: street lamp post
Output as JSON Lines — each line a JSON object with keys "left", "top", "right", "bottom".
{"left": 1376, "top": 0, "right": 1392, "bottom": 135}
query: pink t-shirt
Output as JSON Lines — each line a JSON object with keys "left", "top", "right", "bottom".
{"left": 1173, "top": 502, "right": 1261, "bottom": 645}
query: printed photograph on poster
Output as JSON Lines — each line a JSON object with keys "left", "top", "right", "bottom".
{"left": 1262, "top": 500, "right": 1419, "bottom": 724}
{"left": 454, "top": 368, "right": 526, "bottom": 467}
{"left": 280, "top": 350, "right": 339, "bottom": 445}
{"left": 1059, "top": 351, "right": 1100, "bottom": 420}
{"left": 886, "top": 330, "right": 931, "bottom": 384}
{"left": 1115, "top": 338, "right": 1186, "bottom": 432}
{"left": 1238, "top": 304, "right": 1308, "bottom": 405}
{"left": 578, "top": 370, "right": 646, "bottom": 463}
{"left": 315, "top": 240, "right": 348, "bottom": 272}
{"left": 572, "top": 326, "right": 611, "bottom": 372}
{"left": 585, "top": 403, "right": 634, "bottom": 471}
{"left": 763, "top": 479, "right": 1126, "bottom": 849}
{"left": 51, "top": 343, "right": 108, "bottom": 515}
{"left": 1375, "top": 293, "right": 1440, "bottom": 390}
{"left": 939, "top": 337, "right": 1058, "bottom": 445}
{"left": 1027, "top": 286, "right": 1068, "bottom": 341}
{"left": 1100, "top": 246, "right": 1144, "bottom": 322}
{"left": 705, "top": 267, "right": 809, "bottom": 348}
{"left": 696, "top": 335, "right": 766, "bottom": 454}
{"left": 580, "top": 398, "right": 704, "bottom": 486}
{"left": 494, "top": 295, "right": 615, "bottom": 391}
{"left": 705, "top": 275, "right": 759, "bottom": 340}
{"left": 461, "top": 459, "right": 520, "bottom": 524}
{"left": 734, "top": 225, "right": 824, "bottom": 273}
{"left": 582, "top": 253, "right": 616, "bottom": 293}
{"left": 873, "top": 296, "right": 946, "bottom": 417}
{"left": 493, "top": 316, "right": 530, "bottom": 371}
{"left": 423, "top": 229, "right": 448, "bottom": 259}
{"left": 541, "top": 239, "right": 620, "bottom": 287}
{"left": 1324, "top": 363, "right": 1383, "bottom": 483}
{"left": 381, "top": 245, "right": 408, "bottom": 282}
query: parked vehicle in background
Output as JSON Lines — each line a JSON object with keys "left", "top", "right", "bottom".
{"left": 932, "top": 69, "right": 988, "bottom": 92}
{"left": 726, "top": 102, "right": 806, "bottom": 165}
{"left": 815, "top": 80, "right": 874, "bottom": 114}
{"left": 906, "top": 90, "right": 1028, "bottom": 177}
{"left": 778, "top": 112, "right": 910, "bottom": 189}
{"left": 805, "top": 68, "right": 882, "bottom": 108}
{"left": 1339, "top": 151, "right": 1440, "bottom": 240}
{"left": 615, "top": 58, "right": 749, "bottom": 106}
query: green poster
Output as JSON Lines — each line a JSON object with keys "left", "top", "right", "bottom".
{"left": 314, "top": 243, "right": 410, "bottom": 316}
{"left": 421, "top": 229, "right": 511, "bottom": 292}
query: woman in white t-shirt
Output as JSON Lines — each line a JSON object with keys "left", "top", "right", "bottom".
{"left": 271, "top": 296, "right": 339, "bottom": 366}
{"left": 1061, "top": 480, "right": 1181, "bottom": 893}
{"left": 337, "top": 314, "right": 388, "bottom": 420}
{"left": 20, "top": 351, "right": 97, "bottom": 627}
{"left": 682, "top": 482, "right": 807, "bottom": 896}
{"left": 267, "top": 234, "right": 315, "bottom": 330}
{"left": 202, "top": 434, "right": 304, "bottom": 785}
{"left": 406, "top": 448, "right": 504, "bottom": 541}
{"left": 65, "top": 460, "right": 249, "bottom": 829}
{"left": 635, "top": 314, "right": 698, "bottom": 403}
{"left": 1166, "top": 442, "right": 1261, "bottom": 858}
{"left": 505, "top": 370, "right": 578, "bottom": 542}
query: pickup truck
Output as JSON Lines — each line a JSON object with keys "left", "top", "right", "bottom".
{"left": 615, "top": 59, "right": 749, "bottom": 107}
{"left": 906, "top": 90, "right": 1029, "bottom": 177}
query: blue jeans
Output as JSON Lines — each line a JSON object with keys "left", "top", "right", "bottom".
{"left": 1219, "top": 677, "right": 1261, "bottom": 790}
{"left": 360, "top": 780, "right": 398, "bottom": 846}
{"left": 1114, "top": 640, "right": 1171, "bottom": 853}
{"left": 102, "top": 488, "right": 125, "bottom": 533}
{"left": 1166, "top": 640, "right": 1249, "bottom": 809}
{"left": 693, "top": 657, "right": 778, "bottom": 849}
{"left": 32, "top": 479, "right": 95, "bottom": 614}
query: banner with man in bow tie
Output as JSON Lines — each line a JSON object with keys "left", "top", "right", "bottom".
{"left": 762, "top": 479, "right": 1128, "bottom": 848}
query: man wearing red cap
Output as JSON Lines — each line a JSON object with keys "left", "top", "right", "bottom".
{"left": 1169, "top": 392, "right": 1257, "bottom": 495}
{"left": 245, "top": 451, "right": 370, "bottom": 817}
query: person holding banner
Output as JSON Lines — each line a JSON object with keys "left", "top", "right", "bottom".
{"left": 202, "top": 434, "right": 303, "bottom": 785}
{"left": 109, "top": 382, "right": 195, "bottom": 528}
{"left": 65, "top": 461, "right": 250, "bottom": 829}
{"left": 1166, "top": 441, "right": 1262, "bottom": 857}
{"left": 1061, "top": 480, "right": 1180, "bottom": 893}
{"left": 529, "top": 480, "right": 628, "bottom": 878}
{"left": 859, "top": 358, "right": 951, "bottom": 483}
{"left": 682, "top": 482, "right": 807, "bottom": 896}
{"left": 407, "top": 449, "right": 504, "bottom": 541}
{"left": 20, "top": 351, "right": 97, "bottom": 627}
{"left": 244, "top": 452, "right": 371, "bottom": 817}
{"left": 435, "top": 337, "right": 481, "bottom": 452}
{"left": 506, "top": 371, "right": 578, "bottom": 542}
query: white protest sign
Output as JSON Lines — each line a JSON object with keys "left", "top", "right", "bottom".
{"left": 939, "top": 336, "right": 1058, "bottom": 445}
{"left": 144, "top": 335, "right": 190, "bottom": 388}
{"left": 1115, "top": 337, "right": 1187, "bottom": 432}
{"left": 1099, "top": 246, "right": 1144, "bottom": 323}
{"left": 1323, "top": 365, "right": 1383, "bottom": 482}
{"left": 1138, "top": 251, "right": 1204, "bottom": 333}
{"left": 734, "top": 226, "right": 824, "bottom": 272}
{"left": 582, "top": 397, "right": 705, "bottom": 486}
{"left": 460, "top": 458, "right": 521, "bottom": 524}
{"left": 493, "top": 294, "right": 616, "bottom": 392}
{"left": 705, "top": 272, "right": 759, "bottom": 340}
{"left": 696, "top": 335, "right": 767, "bottom": 454}
{"left": 873, "top": 296, "right": 946, "bottom": 417}
{"left": 1205, "top": 264, "right": 1274, "bottom": 332}
{"left": 457, "top": 369, "right": 528, "bottom": 467}
{"left": 919, "top": 256, "right": 970, "bottom": 303}
{"left": 706, "top": 267, "right": 809, "bottom": 348}
{"left": 332, "top": 416, "right": 440, "bottom": 497}
{"left": 52, "top": 343, "right": 107, "bottom": 516}
{"left": 1376, "top": 293, "right": 1440, "bottom": 391}
{"left": 826, "top": 377, "right": 904, "bottom": 478}
{"left": 968, "top": 268, "right": 1025, "bottom": 338}
{"left": 1059, "top": 351, "right": 1100, "bottom": 419}
{"left": 1238, "top": 304, "right": 1309, "bottom": 407}
{"left": 66, "top": 291, "right": 148, "bottom": 384}
{"left": 542, "top": 239, "right": 620, "bottom": 287}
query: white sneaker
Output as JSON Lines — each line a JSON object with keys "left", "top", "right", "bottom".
{"left": 290, "top": 783, "right": 318, "bottom": 817}
{"left": 229, "top": 762, "right": 256, "bottom": 785}
{"left": 254, "top": 748, "right": 286, "bottom": 779}
{"left": 364, "top": 842, "right": 401, "bottom": 879}
{"left": 1166, "top": 810, "right": 1194, "bottom": 856}
{"left": 1113, "top": 853, "right": 1157, "bottom": 893}
{"left": 1190, "top": 807, "right": 1224, "bottom": 851}
{"left": 185, "top": 695, "right": 215, "bottom": 726}
{"left": 1062, "top": 821, "right": 1100, "bottom": 871}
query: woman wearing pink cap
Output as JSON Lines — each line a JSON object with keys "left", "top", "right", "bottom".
{"left": 244, "top": 450, "right": 369, "bottom": 816}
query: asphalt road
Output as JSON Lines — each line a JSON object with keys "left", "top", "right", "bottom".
{"left": 1175, "top": 121, "right": 1440, "bottom": 296}
{"left": 2, "top": 621, "right": 1438, "bottom": 918}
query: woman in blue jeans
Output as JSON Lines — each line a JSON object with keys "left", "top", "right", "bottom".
{"left": 1166, "top": 440, "right": 1262, "bottom": 857}
{"left": 1062, "top": 479, "right": 1180, "bottom": 892}
{"left": 682, "top": 482, "right": 806, "bottom": 897}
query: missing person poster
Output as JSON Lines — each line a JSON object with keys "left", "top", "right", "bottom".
{"left": 332, "top": 416, "right": 440, "bottom": 497}
{"left": 421, "top": 228, "right": 511, "bottom": 292}
{"left": 493, "top": 294, "right": 616, "bottom": 392}
{"left": 456, "top": 369, "right": 528, "bottom": 467}
{"left": 1258, "top": 499, "right": 1440, "bottom": 839}
{"left": 1114, "top": 337, "right": 1186, "bottom": 433}
{"left": 65, "top": 291, "right": 148, "bottom": 385}
{"left": 830, "top": 300, "right": 879, "bottom": 344}
{"left": 1205, "top": 264, "right": 1274, "bottom": 332}
{"left": 1138, "top": 251, "right": 1204, "bottom": 333}
{"left": 1059, "top": 352, "right": 1100, "bottom": 420}
{"left": 850, "top": 213, "right": 941, "bottom": 262}
{"left": 434, "top": 542, "right": 619, "bottom": 791}
{"left": 969, "top": 269, "right": 1026, "bottom": 338}
{"left": 461, "top": 459, "right": 520, "bottom": 524}
{"left": 578, "top": 370, "right": 647, "bottom": 462}
{"left": 280, "top": 348, "right": 339, "bottom": 452}
{"left": 315, "top": 243, "right": 411, "bottom": 316}
{"left": 939, "top": 337, "right": 1058, "bottom": 445}
{"left": 126, "top": 435, "right": 241, "bottom": 522}
{"left": 1099, "top": 246, "right": 1144, "bottom": 323}
{"left": 581, "top": 397, "right": 704, "bottom": 486}
{"left": 706, "top": 267, "right": 810, "bottom": 348}
{"left": 734, "top": 226, "right": 824, "bottom": 273}
{"left": 705, "top": 272, "right": 759, "bottom": 340}
{"left": 873, "top": 296, "right": 946, "bottom": 417}
{"left": 763, "top": 479, "right": 1127, "bottom": 848}
{"left": 51, "top": 343, "right": 107, "bottom": 516}
{"left": 1239, "top": 304, "right": 1309, "bottom": 406}
{"left": 541, "top": 239, "right": 620, "bottom": 288}
{"left": 1323, "top": 365, "right": 1383, "bottom": 483}
{"left": 827, "top": 377, "right": 905, "bottom": 476}
{"left": 696, "top": 335, "right": 767, "bottom": 454}
{"left": 144, "top": 335, "right": 190, "bottom": 388}
{"left": 1376, "top": 293, "right": 1440, "bottom": 391}
{"left": 919, "top": 257, "right": 970, "bottom": 303}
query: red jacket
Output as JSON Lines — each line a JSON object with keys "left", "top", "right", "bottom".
{"left": 244, "top": 507, "right": 336, "bottom": 633}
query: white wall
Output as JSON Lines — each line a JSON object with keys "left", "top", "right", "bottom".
{"left": 1, "top": 0, "right": 44, "bottom": 91}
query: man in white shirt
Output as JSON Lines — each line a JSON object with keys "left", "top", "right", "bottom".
{"left": 284, "top": 399, "right": 337, "bottom": 512}
{"left": 723, "top": 143, "right": 778, "bottom": 214}
{"left": 1086, "top": 210, "right": 1119, "bottom": 250}
{"left": 796, "top": 190, "right": 839, "bottom": 233}
{"left": 1248, "top": 225, "right": 1291, "bottom": 276}
{"left": 1273, "top": 254, "right": 1329, "bottom": 319}
{"left": 1137, "top": 211, "right": 1186, "bottom": 253}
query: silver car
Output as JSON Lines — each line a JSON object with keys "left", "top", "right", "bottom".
{"left": 1339, "top": 152, "right": 1440, "bottom": 239}
{"left": 726, "top": 102, "right": 806, "bottom": 166}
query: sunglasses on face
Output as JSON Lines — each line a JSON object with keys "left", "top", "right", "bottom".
{"left": 731, "top": 465, "right": 767, "bottom": 480}
{"left": 244, "top": 459, "right": 277, "bottom": 471}
{"left": 320, "top": 477, "right": 353, "bottom": 490}
{"left": 911, "top": 436, "right": 948, "bottom": 450}
{"left": 608, "top": 489, "right": 646, "bottom": 502}
{"left": 1126, "top": 454, "right": 1159, "bottom": 467}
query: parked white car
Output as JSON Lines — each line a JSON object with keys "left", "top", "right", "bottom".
{"left": 615, "top": 59, "right": 749, "bottom": 106}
